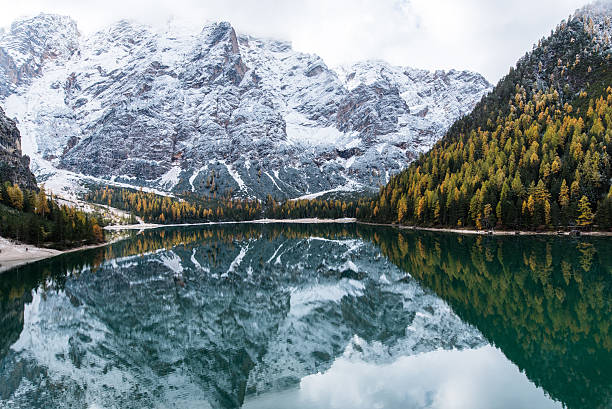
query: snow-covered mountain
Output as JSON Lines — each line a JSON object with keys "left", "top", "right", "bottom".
{"left": 0, "top": 14, "right": 491, "bottom": 200}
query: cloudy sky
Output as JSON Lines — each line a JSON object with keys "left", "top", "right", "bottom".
{"left": 1, "top": 0, "right": 591, "bottom": 82}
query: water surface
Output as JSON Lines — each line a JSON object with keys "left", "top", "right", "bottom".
{"left": 0, "top": 224, "right": 610, "bottom": 408}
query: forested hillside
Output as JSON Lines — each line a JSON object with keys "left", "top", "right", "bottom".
{"left": 358, "top": 4, "right": 612, "bottom": 230}
{"left": 0, "top": 184, "right": 104, "bottom": 248}
{"left": 85, "top": 186, "right": 362, "bottom": 223}
{"left": 0, "top": 106, "right": 104, "bottom": 248}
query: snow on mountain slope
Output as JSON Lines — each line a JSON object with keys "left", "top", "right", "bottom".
{"left": 0, "top": 14, "right": 79, "bottom": 98}
{"left": 0, "top": 14, "right": 492, "bottom": 199}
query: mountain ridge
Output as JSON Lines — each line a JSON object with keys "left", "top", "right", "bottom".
{"left": 0, "top": 13, "right": 491, "bottom": 200}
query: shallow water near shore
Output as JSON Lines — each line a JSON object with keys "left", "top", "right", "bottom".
{"left": 0, "top": 223, "right": 610, "bottom": 408}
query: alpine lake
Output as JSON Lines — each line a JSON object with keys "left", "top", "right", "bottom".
{"left": 0, "top": 223, "right": 610, "bottom": 409}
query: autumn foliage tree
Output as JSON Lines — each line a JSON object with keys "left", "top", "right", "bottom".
{"left": 357, "top": 11, "right": 612, "bottom": 231}
{"left": 0, "top": 182, "right": 105, "bottom": 248}
{"left": 576, "top": 195, "right": 594, "bottom": 227}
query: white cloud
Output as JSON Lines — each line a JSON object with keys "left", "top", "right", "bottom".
{"left": 0, "top": 0, "right": 591, "bottom": 82}
{"left": 243, "top": 346, "right": 562, "bottom": 409}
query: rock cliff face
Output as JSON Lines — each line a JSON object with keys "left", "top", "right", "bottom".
{"left": 0, "top": 14, "right": 79, "bottom": 98}
{"left": 0, "top": 14, "right": 491, "bottom": 199}
{"left": 0, "top": 106, "right": 37, "bottom": 190}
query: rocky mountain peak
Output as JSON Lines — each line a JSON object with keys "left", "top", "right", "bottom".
{"left": 183, "top": 21, "right": 248, "bottom": 87}
{"left": 578, "top": 1, "right": 612, "bottom": 51}
{"left": 0, "top": 14, "right": 79, "bottom": 97}
{"left": 0, "top": 15, "right": 492, "bottom": 200}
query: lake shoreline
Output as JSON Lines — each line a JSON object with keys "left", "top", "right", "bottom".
{"left": 104, "top": 217, "right": 612, "bottom": 237}
{"left": 7, "top": 217, "right": 606, "bottom": 272}
{"left": 0, "top": 237, "right": 118, "bottom": 274}
{"left": 104, "top": 217, "right": 358, "bottom": 231}
{"left": 2, "top": 219, "right": 358, "bottom": 272}
{"left": 356, "top": 221, "right": 612, "bottom": 236}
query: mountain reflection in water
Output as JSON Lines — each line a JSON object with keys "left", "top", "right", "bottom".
{"left": 0, "top": 223, "right": 610, "bottom": 409}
